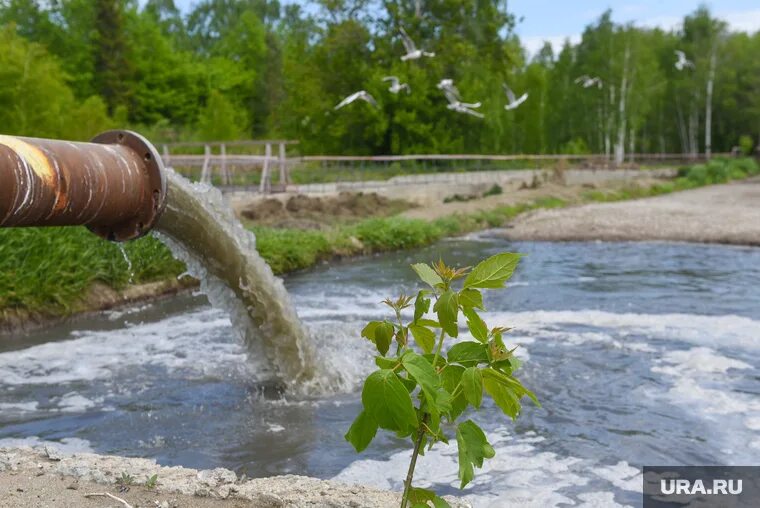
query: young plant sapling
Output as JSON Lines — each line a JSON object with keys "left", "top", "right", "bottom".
{"left": 346, "top": 253, "right": 539, "bottom": 507}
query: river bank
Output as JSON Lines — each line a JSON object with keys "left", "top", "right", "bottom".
{"left": 0, "top": 445, "right": 443, "bottom": 507}
{"left": 502, "top": 178, "right": 760, "bottom": 245}
{"left": 1, "top": 158, "right": 756, "bottom": 333}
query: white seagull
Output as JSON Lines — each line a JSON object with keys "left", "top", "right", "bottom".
{"left": 399, "top": 27, "right": 435, "bottom": 61}
{"left": 334, "top": 90, "right": 378, "bottom": 110}
{"left": 503, "top": 83, "right": 528, "bottom": 110}
{"left": 674, "top": 50, "right": 694, "bottom": 71}
{"left": 574, "top": 75, "right": 603, "bottom": 89}
{"left": 382, "top": 76, "right": 411, "bottom": 94}
{"left": 437, "top": 79, "right": 483, "bottom": 118}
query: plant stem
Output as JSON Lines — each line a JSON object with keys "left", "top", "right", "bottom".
{"left": 431, "top": 328, "right": 447, "bottom": 368}
{"left": 400, "top": 418, "right": 428, "bottom": 508}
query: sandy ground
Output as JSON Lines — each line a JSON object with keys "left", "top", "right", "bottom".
{"left": 501, "top": 179, "right": 760, "bottom": 245}
{"left": 0, "top": 446, "right": 453, "bottom": 508}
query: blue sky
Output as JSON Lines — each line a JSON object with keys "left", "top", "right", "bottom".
{"left": 172, "top": 0, "right": 760, "bottom": 53}
{"left": 510, "top": 0, "right": 760, "bottom": 53}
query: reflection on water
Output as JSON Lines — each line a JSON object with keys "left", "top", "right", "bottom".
{"left": 1, "top": 238, "right": 759, "bottom": 507}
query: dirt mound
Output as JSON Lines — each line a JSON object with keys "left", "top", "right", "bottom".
{"left": 240, "top": 192, "right": 413, "bottom": 228}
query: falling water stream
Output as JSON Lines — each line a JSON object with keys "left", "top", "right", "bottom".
{"left": 154, "top": 170, "right": 326, "bottom": 392}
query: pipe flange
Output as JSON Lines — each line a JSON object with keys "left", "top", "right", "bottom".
{"left": 88, "top": 130, "right": 167, "bottom": 242}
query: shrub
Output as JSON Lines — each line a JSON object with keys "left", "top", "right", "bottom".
{"left": 347, "top": 255, "right": 538, "bottom": 507}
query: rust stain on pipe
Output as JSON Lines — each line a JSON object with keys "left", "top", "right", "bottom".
{"left": 0, "top": 130, "right": 166, "bottom": 242}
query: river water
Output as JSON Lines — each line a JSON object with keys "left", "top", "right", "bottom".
{"left": 1, "top": 236, "right": 759, "bottom": 507}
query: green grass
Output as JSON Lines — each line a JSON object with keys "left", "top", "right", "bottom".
{"left": 0, "top": 228, "right": 184, "bottom": 316}
{"left": 0, "top": 157, "right": 756, "bottom": 320}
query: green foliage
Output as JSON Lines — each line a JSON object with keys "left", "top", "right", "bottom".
{"left": 738, "top": 136, "right": 754, "bottom": 156}
{"left": 351, "top": 218, "right": 442, "bottom": 251}
{"left": 197, "top": 90, "right": 249, "bottom": 141}
{"left": 677, "top": 157, "right": 760, "bottom": 187}
{"left": 117, "top": 472, "right": 134, "bottom": 486}
{"left": 145, "top": 474, "right": 158, "bottom": 489}
{"left": 0, "top": 228, "right": 184, "bottom": 316}
{"left": 347, "top": 254, "right": 538, "bottom": 507}
{"left": 1, "top": 2, "right": 757, "bottom": 153}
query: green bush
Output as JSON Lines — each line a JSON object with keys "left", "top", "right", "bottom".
{"left": 677, "top": 157, "right": 759, "bottom": 187}
{"left": 739, "top": 135, "right": 754, "bottom": 156}
{"left": 252, "top": 227, "right": 332, "bottom": 274}
{"left": 351, "top": 218, "right": 443, "bottom": 251}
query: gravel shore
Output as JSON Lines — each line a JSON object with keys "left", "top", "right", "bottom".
{"left": 1, "top": 446, "right": 461, "bottom": 508}
{"left": 501, "top": 180, "right": 760, "bottom": 246}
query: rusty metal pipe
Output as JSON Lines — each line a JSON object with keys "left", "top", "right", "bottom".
{"left": 0, "top": 130, "right": 166, "bottom": 242}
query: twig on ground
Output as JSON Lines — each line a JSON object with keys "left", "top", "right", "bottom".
{"left": 83, "top": 492, "right": 134, "bottom": 508}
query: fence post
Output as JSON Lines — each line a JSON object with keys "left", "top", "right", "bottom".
{"left": 162, "top": 144, "right": 170, "bottom": 166}
{"left": 260, "top": 142, "right": 272, "bottom": 194}
{"left": 200, "top": 144, "right": 211, "bottom": 184}
{"left": 220, "top": 143, "right": 229, "bottom": 185}
{"left": 278, "top": 142, "right": 287, "bottom": 188}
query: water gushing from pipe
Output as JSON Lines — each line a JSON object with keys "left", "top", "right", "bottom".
{"left": 155, "top": 170, "right": 329, "bottom": 392}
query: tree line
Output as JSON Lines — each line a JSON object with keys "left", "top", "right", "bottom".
{"left": 0, "top": 0, "right": 758, "bottom": 157}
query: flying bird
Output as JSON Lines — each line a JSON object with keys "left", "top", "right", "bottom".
{"left": 334, "top": 91, "right": 378, "bottom": 110}
{"left": 503, "top": 83, "right": 528, "bottom": 110}
{"left": 574, "top": 75, "right": 603, "bottom": 89}
{"left": 399, "top": 27, "right": 435, "bottom": 61}
{"left": 437, "top": 78, "right": 483, "bottom": 118}
{"left": 674, "top": 50, "right": 694, "bottom": 71}
{"left": 382, "top": 76, "right": 411, "bottom": 94}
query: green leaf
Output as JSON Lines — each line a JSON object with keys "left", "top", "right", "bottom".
{"left": 456, "top": 420, "right": 495, "bottom": 489}
{"left": 463, "top": 253, "right": 521, "bottom": 289}
{"left": 402, "top": 351, "right": 440, "bottom": 394}
{"left": 408, "top": 487, "right": 452, "bottom": 508}
{"left": 416, "top": 319, "right": 441, "bottom": 328}
{"left": 409, "top": 324, "right": 436, "bottom": 354}
{"left": 362, "top": 321, "right": 395, "bottom": 356}
{"left": 375, "top": 356, "right": 398, "bottom": 369}
{"left": 345, "top": 410, "right": 378, "bottom": 452}
{"left": 441, "top": 365, "right": 467, "bottom": 419}
{"left": 487, "top": 335, "right": 513, "bottom": 362}
{"left": 462, "top": 307, "right": 488, "bottom": 343}
{"left": 402, "top": 351, "right": 446, "bottom": 430}
{"left": 413, "top": 291, "right": 431, "bottom": 322}
{"left": 461, "top": 367, "right": 483, "bottom": 408}
{"left": 458, "top": 288, "right": 483, "bottom": 309}
{"left": 483, "top": 376, "right": 520, "bottom": 419}
{"left": 483, "top": 368, "right": 540, "bottom": 407}
{"left": 412, "top": 263, "right": 444, "bottom": 289}
{"left": 362, "top": 369, "right": 417, "bottom": 432}
{"left": 434, "top": 290, "right": 459, "bottom": 338}
{"left": 447, "top": 341, "right": 488, "bottom": 366}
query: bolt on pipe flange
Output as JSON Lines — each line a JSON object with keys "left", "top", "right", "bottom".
{"left": 0, "top": 130, "right": 167, "bottom": 242}
{"left": 88, "top": 130, "right": 167, "bottom": 241}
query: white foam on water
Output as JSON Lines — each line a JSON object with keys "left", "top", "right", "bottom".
{"left": 650, "top": 347, "right": 758, "bottom": 416}
{"left": 577, "top": 491, "right": 633, "bottom": 508}
{"left": 0, "top": 307, "right": 248, "bottom": 386}
{"left": 54, "top": 393, "right": 103, "bottom": 413}
{"left": 592, "top": 461, "right": 641, "bottom": 492}
{"left": 0, "top": 436, "right": 93, "bottom": 454}
{"left": 494, "top": 310, "right": 760, "bottom": 352}
{"left": 652, "top": 347, "right": 752, "bottom": 377}
{"left": 0, "top": 402, "right": 39, "bottom": 415}
{"left": 334, "top": 429, "right": 638, "bottom": 508}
